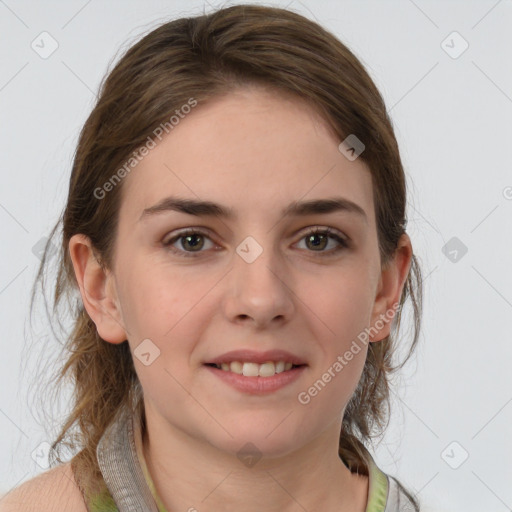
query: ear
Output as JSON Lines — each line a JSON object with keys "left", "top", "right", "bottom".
{"left": 68, "top": 234, "right": 127, "bottom": 344}
{"left": 369, "top": 233, "right": 413, "bottom": 343}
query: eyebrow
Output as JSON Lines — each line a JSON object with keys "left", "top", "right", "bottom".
{"left": 139, "top": 195, "right": 367, "bottom": 223}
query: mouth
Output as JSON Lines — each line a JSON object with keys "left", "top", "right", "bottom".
{"left": 204, "top": 361, "right": 307, "bottom": 378}
{"left": 203, "top": 360, "right": 307, "bottom": 394}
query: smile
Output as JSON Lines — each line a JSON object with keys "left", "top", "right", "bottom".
{"left": 206, "top": 361, "right": 304, "bottom": 377}
{"left": 204, "top": 363, "right": 307, "bottom": 394}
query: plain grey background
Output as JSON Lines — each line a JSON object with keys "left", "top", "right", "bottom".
{"left": 1, "top": 1, "right": 511, "bottom": 510}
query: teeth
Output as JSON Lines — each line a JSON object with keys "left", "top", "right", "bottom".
{"left": 215, "top": 361, "right": 297, "bottom": 377}
{"left": 243, "top": 362, "right": 260, "bottom": 377}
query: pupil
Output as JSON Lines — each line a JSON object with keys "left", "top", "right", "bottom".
{"left": 184, "top": 234, "right": 203, "bottom": 251}
{"left": 308, "top": 234, "right": 326, "bottom": 250}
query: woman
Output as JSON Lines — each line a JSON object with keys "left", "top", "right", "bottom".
{"left": 1, "top": 4, "right": 422, "bottom": 511}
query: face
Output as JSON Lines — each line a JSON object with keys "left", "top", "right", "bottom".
{"left": 80, "top": 86, "right": 401, "bottom": 461}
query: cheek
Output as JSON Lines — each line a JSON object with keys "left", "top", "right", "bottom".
{"left": 297, "top": 348, "right": 367, "bottom": 426}
{"left": 303, "top": 271, "right": 374, "bottom": 404}
{"left": 117, "top": 264, "right": 205, "bottom": 337}
{"left": 118, "top": 269, "right": 213, "bottom": 375}
{"left": 311, "top": 274, "right": 376, "bottom": 347}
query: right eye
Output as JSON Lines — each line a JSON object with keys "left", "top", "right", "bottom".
{"left": 162, "top": 228, "right": 218, "bottom": 257}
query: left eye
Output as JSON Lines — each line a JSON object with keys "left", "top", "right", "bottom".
{"left": 295, "top": 227, "right": 348, "bottom": 254}
{"left": 162, "top": 227, "right": 348, "bottom": 257}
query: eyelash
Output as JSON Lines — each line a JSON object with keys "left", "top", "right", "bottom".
{"left": 162, "top": 227, "right": 349, "bottom": 258}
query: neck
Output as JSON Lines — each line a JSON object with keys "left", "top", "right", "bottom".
{"left": 142, "top": 410, "right": 369, "bottom": 512}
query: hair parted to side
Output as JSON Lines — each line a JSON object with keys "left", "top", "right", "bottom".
{"left": 29, "top": 3, "right": 422, "bottom": 507}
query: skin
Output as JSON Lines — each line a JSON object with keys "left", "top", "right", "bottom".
{"left": 69, "top": 86, "right": 412, "bottom": 512}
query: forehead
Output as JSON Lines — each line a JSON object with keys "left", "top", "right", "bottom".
{"left": 118, "top": 87, "right": 375, "bottom": 226}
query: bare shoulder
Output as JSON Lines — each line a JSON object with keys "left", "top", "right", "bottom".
{"left": 0, "top": 462, "right": 87, "bottom": 512}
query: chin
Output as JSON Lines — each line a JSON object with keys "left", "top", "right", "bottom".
{"left": 210, "top": 425, "right": 306, "bottom": 462}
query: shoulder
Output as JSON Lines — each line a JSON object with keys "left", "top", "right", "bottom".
{"left": 0, "top": 462, "right": 87, "bottom": 512}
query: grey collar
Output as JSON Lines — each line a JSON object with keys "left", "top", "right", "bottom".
{"left": 96, "top": 406, "right": 159, "bottom": 512}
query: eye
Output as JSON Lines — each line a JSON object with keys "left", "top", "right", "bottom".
{"left": 162, "top": 226, "right": 349, "bottom": 258}
{"left": 295, "top": 227, "right": 349, "bottom": 255}
{"left": 162, "top": 228, "right": 216, "bottom": 257}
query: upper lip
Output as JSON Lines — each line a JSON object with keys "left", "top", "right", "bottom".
{"left": 205, "top": 349, "right": 307, "bottom": 366}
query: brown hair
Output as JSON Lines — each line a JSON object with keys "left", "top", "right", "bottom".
{"left": 30, "top": 3, "right": 422, "bottom": 507}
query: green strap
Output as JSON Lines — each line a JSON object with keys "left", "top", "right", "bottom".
{"left": 365, "top": 454, "right": 389, "bottom": 512}
{"left": 87, "top": 487, "right": 119, "bottom": 512}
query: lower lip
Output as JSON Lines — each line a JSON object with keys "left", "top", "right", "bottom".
{"left": 204, "top": 365, "right": 307, "bottom": 394}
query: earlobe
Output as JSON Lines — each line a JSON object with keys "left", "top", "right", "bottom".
{"left": 369, "top": 233, "right": 412, "bottom": 343}
{"left": 68, "top": 234, "right": 127, "bottom": 344}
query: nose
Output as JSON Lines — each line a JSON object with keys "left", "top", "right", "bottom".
{"left": 222, "top": 240, "right": 295, "bottom": 329}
